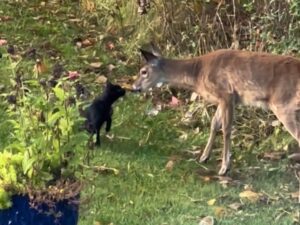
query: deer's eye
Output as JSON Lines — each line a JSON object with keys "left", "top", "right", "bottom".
{"left": 141, "top": 69, "right": 148, "bottom": 78}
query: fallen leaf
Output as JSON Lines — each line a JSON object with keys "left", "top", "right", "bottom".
{"left": 75, "top": 37, "right": 96, "bottom": 48}
{"left": 107, "top": 64, "right": 116, "bottom": 71}
{"left": 199, "top": 216, "right": 214, "bottom": 225}
{"left": 179, "top": 132, "right": 188, "bottom": 141}
{"left": 92, "top": 166, "right": 119, "bottom": 175}
{"left": 169, "top": 96, "right": 181, "bottom": 107}
{"left": 228, "top": 202, "right": 243, "bottom": 211}
{"left": 203, "top": 176, "right": 212, "bottom": 182}
{"left": 69, "top": 18, "right": 81, "bottom": 23}
{"left": 89, "top": 62, "right": 102, "bottom": 68}
{"left": 0, "top": 16, "right": 13, "bottom": 22}
{"left": 76, "top": 42, "right": 82, "bottom": 48}
{"left": 260, "top": 151, "right": 286, "bottom": 161}
{"left": 213, "top": 206, "right": 227, "bottom": 217}
{"left": 106, "top": 41, "right": 115, "bottom": 50}
{"left": 95, "top": 75, "right": 107, "bottom": 84}
{"left": 207, "top": 198, "right": 216, "bottom": 206}
{"left": 146, "top": 104, "right": 162, "bottom": 116}
{"left": 0, "top": 39, "right": 8, "bottom": 46}
{"left": 239, "top": 190, "right": 260, "bottom": 203}
{"left": 82, "top": 39, "right": 94, "bottom": 47}
{"left": 271, "top": 120, "right": 281, "bottom": 127}
{"left": 146, "top": 108, "right": 160, "bottom": 116}
{"left": 190, "top": 92, "right": 199, "bottom": 101}
{"left": 165, "top": 160, "right": 175, "bottom": 172}
{"left": 67, "top": 71, "right": 80, "bottom": 80}
{"left": 32, "top": 16, "right": 44, "bottom": 20}
{"left": 33, "top": 59, "right": 47, "bottom": 75}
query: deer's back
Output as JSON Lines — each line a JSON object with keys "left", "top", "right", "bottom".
{"left": 198, "top": 49, "right": 300, "bottom": 107}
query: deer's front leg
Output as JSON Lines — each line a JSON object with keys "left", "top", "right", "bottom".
{"left": 218, "top": 98, "right": 234, "bottom": 176}
{"left": 197, "top": 106, "right": 222, "bottom": 162}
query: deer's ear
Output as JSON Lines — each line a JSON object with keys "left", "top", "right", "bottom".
{"left": 149, "top": 42, "right": 161, "bottom": 57}
{"left": 140, "top": 49, "right": 158, "bottom": 62}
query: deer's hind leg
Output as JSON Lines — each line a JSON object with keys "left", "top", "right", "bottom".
{"left": 197, "top": 95, "right": 235, "bottom": 176}
{"left": 270, "top": 103, "right": 300, "bottom": 146}
{"left": 197, "top": 105, "right": 222, "bottom": 163}
{"left": 218, "top": 97, "right": 235, "bottom": 176}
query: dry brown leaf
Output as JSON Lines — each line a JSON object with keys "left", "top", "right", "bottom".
{"left": 107, "top": 64, "right": 116, "bottom": 72}
{"left": 95, "top": 75, "right": 107, "bottom": 84}
{"left": 67, "top": 71, "right": 80, "bottom": 80}
{"left": 213, "top": 206, "right": 227, "bottom": 217}
{"left": 239, "top": 190, "right": 260, "bottom": 203}
{"left": 106, "top": 41, "right": 115, "bottom": 50}
{"left": 169, "top": 96, "right": 181, "bottom": 107}
{"left": 81, "top": 38, "right": 96, "bottom": 48}
{"left": 199, "top": 216, "right": 214, "bottom": 225}
{"left": 0, "top": 39, "right": 8, "bottom": 46}
{"left": 0, "top": 16, "right": 13, "bottom": 22}
{"left": 81, "top": 0, "right": 96, "bottom": 12}
{"left": 89, "top": 62, "right": 102, "bottom": 68}
{"left": 228, "top": 202, "right": 243, "bottom": 211}
{"left": 260, "top": 151, "right": 286, "bottom": 161}
{"left": 33, "top": 59, "right": 47, "bottom": 75}
{"left": 165, "top": 160, "right": 175, "bottom": 172}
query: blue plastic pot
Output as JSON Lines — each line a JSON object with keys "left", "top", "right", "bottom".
{"left": 0, "top": 194, "right": 79, "bottom": 225}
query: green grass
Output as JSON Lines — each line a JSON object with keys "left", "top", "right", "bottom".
{"left": 0, "top": 1, "right": 299, "bottom": 225}
{"left": 78, "top": 97, "right": 297, "bottom": 225}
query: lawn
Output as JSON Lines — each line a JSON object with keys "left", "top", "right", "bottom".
{"left": 0, "top": 1, "right": 299, "bottom": 225}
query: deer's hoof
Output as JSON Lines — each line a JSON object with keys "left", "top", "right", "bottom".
{"left": 218, "top": 165, "right": 229, "bottom": 176}
{"left": 198, "top": 154, "right": 210, "bottom": 163}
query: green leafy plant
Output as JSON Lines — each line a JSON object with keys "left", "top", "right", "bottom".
{"left": 0, "top": 56, "right": 88, "bottom": 209}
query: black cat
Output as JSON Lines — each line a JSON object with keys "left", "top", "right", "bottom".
{"left": 85, "top": 81, "right": 126, "bottom": 146}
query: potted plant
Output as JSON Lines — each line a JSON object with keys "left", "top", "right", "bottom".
{"left": 0, "top": 56, "right": 88, "bottom": 225}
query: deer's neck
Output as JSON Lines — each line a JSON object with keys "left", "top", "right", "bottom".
{"left": 161, "top": 58, "right": 201, "bottom": 91}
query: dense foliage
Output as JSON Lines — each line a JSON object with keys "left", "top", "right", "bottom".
{"left": 0, "top": 0, "right": 300, "bottom": 219}
{"left": 0, "top": 55, "right": 87, "bottom": 208}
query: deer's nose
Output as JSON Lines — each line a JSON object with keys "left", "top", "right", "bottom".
{"left": 131, "top": 84, "right": 141, "bottom": 92}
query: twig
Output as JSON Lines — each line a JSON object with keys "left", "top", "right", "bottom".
{"left": 294, "top": 170, "right": 300, "bottom": 204}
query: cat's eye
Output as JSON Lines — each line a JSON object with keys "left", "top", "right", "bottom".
{"left": 141, "top": 69, "right": 148, "bottom": 78}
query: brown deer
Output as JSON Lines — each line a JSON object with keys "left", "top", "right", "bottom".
{"left": 132, "top": 48, "right": 300, "bottom": 175}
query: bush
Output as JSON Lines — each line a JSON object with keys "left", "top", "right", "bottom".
{"left": 0, "top": 55, "right": 88, "bottom": 209}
